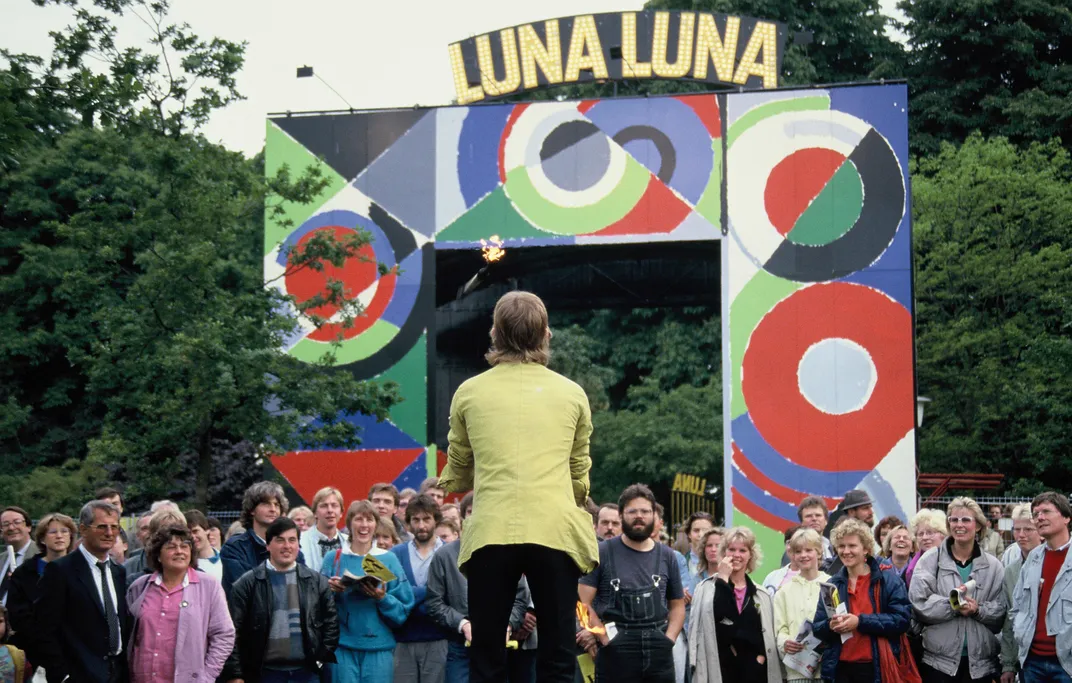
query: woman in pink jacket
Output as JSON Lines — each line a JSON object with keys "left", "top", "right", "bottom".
{"left": 126, "top": 524, "right": 235, "bottom": 683}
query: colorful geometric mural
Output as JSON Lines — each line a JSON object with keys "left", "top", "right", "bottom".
{"left": 438, "top": 96, "right": 724, "bottom": 247}
{"left": 723, "top": 85, "right": 914, "bottom": 578}
{"left": 264, "top": 85, "right": 914, "bottom": 572}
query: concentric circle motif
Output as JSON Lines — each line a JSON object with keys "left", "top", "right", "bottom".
{"left": 741, "top": 282, "right": 913, "bottom": 473}
{"left": 583, "top": 96, "right": 719, "bottom": 206}
{"left": 729, "top": 109, "right": 905, "bottom": 282}
{"left": 500, "top": 103, "right": 647, "bottom": 236}
{"left": 274, "top": 208, "right": 424, "bottom": 371}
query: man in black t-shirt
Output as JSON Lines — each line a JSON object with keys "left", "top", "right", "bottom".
{"left": 577, "top": 484, "right": 685, "bottom": 683}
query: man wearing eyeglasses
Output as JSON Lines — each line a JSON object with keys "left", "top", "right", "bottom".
{"left": 1010, "top": 491, "right": 1072, "bottom": 683}
{"left": 36, "top": 499, "right": 130, "bottom": 683}
{"left": 1, "top": 506, "right": 40, "bottom": 605}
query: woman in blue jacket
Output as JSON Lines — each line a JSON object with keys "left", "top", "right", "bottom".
{"left": 322, "top": 500, "right": 414, "bottom": 683}
{"left": 814, "top": 519, "right": 912, "bottom": 683}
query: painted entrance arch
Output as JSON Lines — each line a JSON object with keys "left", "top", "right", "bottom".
{"left": 264, "top": 83, "right": 914, "bottom": 578}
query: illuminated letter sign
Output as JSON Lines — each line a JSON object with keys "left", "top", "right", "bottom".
{"left": 448, "top": 10, "right": 786, "bottom": 104}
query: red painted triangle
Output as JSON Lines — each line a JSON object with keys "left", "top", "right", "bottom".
{"left": 272, "top": 448, "right": 426, "bottom": 507}
{"left": 585, "top": 175, "right": 693, "bottom": 236}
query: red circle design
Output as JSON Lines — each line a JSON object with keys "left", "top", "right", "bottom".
{"left": 764, "top": 147, "right": 846, "bottom": 236}
{"left": 285, "top": 226, "right": 397, "bottom": 342}
{"left": 741, "top": 282, "right": 914, "bottom": 472}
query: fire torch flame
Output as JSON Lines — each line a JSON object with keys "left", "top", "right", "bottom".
{"left": 480, "top": 235, "right": 505, "bottom": 263}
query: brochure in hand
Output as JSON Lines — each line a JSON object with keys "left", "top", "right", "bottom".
{"left": 819, "top": 582, "right": 851, "bottom": 643}
{"left": 338, "top": 553, "right": 398, "bottom": 590}
{"left": 783, "top": 619, "right": 824, "bottom": 677}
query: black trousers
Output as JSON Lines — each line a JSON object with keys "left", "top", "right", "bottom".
{"left": 467, "top": 544, "right": 581, "bottom": 683}
{"left": 836, "top": 661, "right": 875, "bottom": 683}
{"left": 594, "top": 627, "right": 675, "bottom": 683}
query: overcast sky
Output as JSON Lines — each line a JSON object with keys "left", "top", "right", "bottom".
{"left": 2, "top": 0, "right": 903, "bottom": 156}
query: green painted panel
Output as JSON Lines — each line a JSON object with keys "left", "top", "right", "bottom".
{"left": 288, "top": 320, "right": 400, "bottom": 366}
{"left": 729, "top": 271, "right": 801, "bottom": 418}
{"left": 436, "top": 187, "right": 549, "bottom": 242}
{"left": 503, "top": 154, "right": 651, "bottom": 235}
{"left": 264, "top": 122, "right": 347, "bottom": 256}
{"left": 375, "top": 333, "right": 427, "bottom": 443}
{"left": 788, "top": 161, "right": 863, "bottom": 246}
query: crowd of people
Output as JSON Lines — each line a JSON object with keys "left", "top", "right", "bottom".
{"left": 2, "top": 292, "right": 1070, "bottom": 683}
{"left": 0, "top": 481, "right": 1069, "bottom": 683}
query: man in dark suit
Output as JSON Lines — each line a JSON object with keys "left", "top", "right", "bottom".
{"left": 36, "top": 499, "right": 129, "bottom": 683}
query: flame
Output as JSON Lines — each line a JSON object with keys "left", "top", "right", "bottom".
{"left": 481, "top": 234, "right": 505, "bottom": 263}
{"left": 576, "top": 601, "right": 606, "bottom": 634}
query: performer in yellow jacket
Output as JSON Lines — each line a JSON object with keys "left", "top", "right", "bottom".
{"left": 439, "top": 290, "right": 599, "bottom": 683}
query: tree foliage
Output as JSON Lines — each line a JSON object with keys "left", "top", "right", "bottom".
{"left": 0, "top": 0, "right": 399, "bottom": 515}
{"left": 899, "top": 0, "right": 1072, "bottom": 154}
{"left": 549, "top": 308, "right": 722, "bottom": 504}
{"left": 913, "top": 135, "right": 1072, "bottom": 493}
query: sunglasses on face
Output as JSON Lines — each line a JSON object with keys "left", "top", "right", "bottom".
{"left": 948, "top": 517, "right": 975, "bottom": 525}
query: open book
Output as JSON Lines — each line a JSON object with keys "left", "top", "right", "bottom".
{"left": 338, "top": 553, "right": 398, "bottom": 590}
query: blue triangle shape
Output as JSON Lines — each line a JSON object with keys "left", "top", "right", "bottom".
{"left": 354, "top": 113, "right": 437, "bottom": 237}
{"left": 392, "top": 451, "right": 428, "bottom": 492}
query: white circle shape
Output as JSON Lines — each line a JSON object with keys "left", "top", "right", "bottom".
{"left": 728, "top": 108, "right": 872, "bottom": 266}
{"left": 797, "top": 337, "right": 877, "bottom": 415}
{"left": 502, "top": 104, "right": 628, "bottom": 209}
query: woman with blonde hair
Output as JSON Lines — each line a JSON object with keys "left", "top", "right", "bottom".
{"left": 908, "top": 497, "right": 1005, "bottom": 683}
{"left": 813, "top": 518, "right": 913, "bottom": 683}
{"left": 905, "top": 509, "right": 948, "bottom": 589}
{"left": 883, "top": 525, "right": 917, "bottom": 580}
{"left": 321, "top": 500, "right": 413, "bottom": 682}
{"left": 689, "top": 526, "right": 781, "bottom": 683}
{"left": 774, "top": 528, "right": 831, "bottom": 683}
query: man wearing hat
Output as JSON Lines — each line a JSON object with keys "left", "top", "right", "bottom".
{"left": 822, "top": 490, "right": 875, "bottom": 574}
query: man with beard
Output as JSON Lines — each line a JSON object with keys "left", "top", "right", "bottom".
{"left": 578, "top": 484, "right": 685, "bottom": 682}
{"left": 391, "top": 493, "right": 449, "bottom": 681}
{"left": 595, "top": 504, "right": 622, "bottom": 541}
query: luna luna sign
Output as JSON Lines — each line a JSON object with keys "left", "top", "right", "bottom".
{"left": 448, "top": 10, "right": 787, "bottom": 105}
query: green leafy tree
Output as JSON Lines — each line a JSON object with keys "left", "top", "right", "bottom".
{"left": 0, "top": 0, "right": 399, "bottom": 514}
{"left": 913, "top": 135, "right": 1072, "bottom": 494}
{"left": 550, "top": 308, "right": 722, "bottom": 504}
{"left": 647, "top": 0, "right": 904, "bottom": 85}
{"left": 899, "top": 0, "right": 1072, "bottom": 154}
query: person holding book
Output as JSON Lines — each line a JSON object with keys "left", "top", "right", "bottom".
{"left": 908, "top": 497, "right": 1005, "bottom": 683}
{"left": 689, "top": 526, "right": 780, "bottom": 683}
{"left": 775, "top": 528, "right": 831, "bottom": 683}
{"left": 812, "top": 518, "right": 912, "bottom": 683}
{"left": 321, "top": 500, "right": 413, "bottom": 683}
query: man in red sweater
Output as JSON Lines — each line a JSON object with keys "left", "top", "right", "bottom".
{"left": 1010, "top": 491, "right": 1072, "bottom": 683}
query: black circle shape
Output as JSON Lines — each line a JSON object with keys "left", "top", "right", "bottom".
{"left": 612, "top": 125, "right": 677, "bottom": 184}
{"left": 763, "top": 129, "right": 905, "bottom": 283}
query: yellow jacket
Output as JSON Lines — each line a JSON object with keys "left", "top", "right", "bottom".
{"left": 439, "top": 362, "right": 599, "bottom": 574}
{"left": 773, "top": 571, "right": 831, "bottom": 679}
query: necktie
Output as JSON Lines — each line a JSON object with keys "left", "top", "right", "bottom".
{"left": 97, "top": 561, "right": 120, "bottom": 655}
{"left": 318, "top": 537, "right": 341, "bottom": 556}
